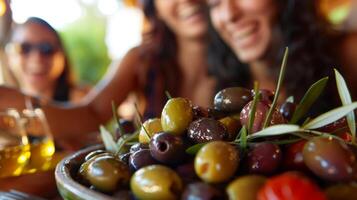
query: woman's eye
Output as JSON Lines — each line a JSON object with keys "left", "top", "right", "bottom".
{"left": 207, "top": 0, "right": 220, "bottom": 8}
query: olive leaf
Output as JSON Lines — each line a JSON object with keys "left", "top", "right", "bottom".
{"left": 263, "top": 47, "right": 289, "bottom": 128}
{"left": 248, "top": 82, "right": 260, "bottom": 134}
{"left": 115, "top": 131, "right": 139, "bottom": 155}
{"left": 186, "top": 143, "right": 207, "bottom": 155}
{"left": 112, "top": 101, "right": 125, "bottom": 138}
{"left": 303, "top": 102, "right": 357, "bottom": 129}
{"left": 335, "top": 69, "right": 356, "bottom": 143}
{"left": 247, "top": 124, "right": 300, "bottom": 140}
{"left": 289, "top": 77, "right": 329, "bottom": 124}
{"left": 100, "top": 125, "right": 118, "bottom": 153}
{"left": 239, "top": 126, "right": 248, "bottom": 149}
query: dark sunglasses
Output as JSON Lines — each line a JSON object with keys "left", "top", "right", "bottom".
{"left": 7, "top": 42, "right": 58, "bottom": 56}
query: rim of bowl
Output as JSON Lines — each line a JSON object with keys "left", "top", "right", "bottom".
{"left": 55, "top": 144, "right": 115, "bottom": 200}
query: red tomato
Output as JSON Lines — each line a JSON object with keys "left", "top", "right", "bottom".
{"left": 258, "top": 172, "right": 327, "bottom": 200}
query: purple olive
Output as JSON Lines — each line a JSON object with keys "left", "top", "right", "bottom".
{"left": 149, "top": 132, "right": 186, "bottom": 165}
{"left": 279, "top": 102, "right": 296, "bottom": 121}
{"left": 187, "top": 118, "right": 228, "bottom": 143}
{"left": 129, "top": 149, "right": 158, "bottom": 171}
{"left": 129, "top": 143, "right": 149, "bottom": 154}
{"left": 181, "top": 182, "right": 224, "bottom": 200}
{"left": 303, "top": 137, "right": 356, "bottom": 181}
{"left": 246, "top": 142, "right": 282, "bottom": 175}
{"left": 214, "top": 87, "right": 252, "bottom": 113}
{"left": 240, "top": 101, "right": 285, "bottom": 133}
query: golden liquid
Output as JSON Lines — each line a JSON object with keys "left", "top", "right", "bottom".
{"left": 0, "top": 132, "right": 30, "bottom": 178}
{"left": 22, "top": 137, "right": 55, "bottom": 173}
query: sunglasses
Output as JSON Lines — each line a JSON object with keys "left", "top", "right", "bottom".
{"left": 6, "top": 42, "right": 58, "bottom": 56}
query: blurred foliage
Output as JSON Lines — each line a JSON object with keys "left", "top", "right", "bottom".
{"left": 59, "top": 3, "right": 110, "bottom": 85}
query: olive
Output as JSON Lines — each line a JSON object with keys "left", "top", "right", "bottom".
{"left": 187, "top": 118, "right": 227, "bottom": 143}
{"left": 207, "top": 108, "right": 227, "bottom": 119}
{"left": 240, "top": 100, "right": 285, "bottom": 133}
{"left": 219, "top": 117, "right": 241, "bottom": 141}
{"left": 79, "top": 152, "right": 115, "bottom": 178}
{"left": 161, "top": 97, "right": 193, "bottom": 136}
{"left": 226, "top": 175, "right": 267, "bottom": 200}
{"left": 119, "top": 152, "right": 131, "bottom": 164}
{"left": 195, "top": 141, "right": 239, "bottom": 183}
{"left": 282, "top": 140, "right": 309, "bottom": 171}
{"left": 112, "top": 190, "right": 135, "bottom": 200}
{"left": 139, "top": 118, "right": 163, "bottom": 144}
{"left": 325, "top": 184, "right": 357, "bottom": 200}
{"left": 246, "top": 142, "right": 282, "bottom": 175}
{"left": 252, "top": 89, "right": 274, "bottom": 103}
{"left": 149, "top": 132, "right": 186, "bottom": 165}
{"left": 175, "top": 162, "right": 199, "bottom": 184}
{"left": 84, "top": 156, "right": 130, "bottom": 192}
{"left": 279, "top": 101, "right": 296, "bottom": 121}
{"left": 131, "top": 165, "right": 183, "bottom": 200}
{"left": 129, "top": 149, "right": 158, "bottom": 172}
{"left": 84, "top": 150, "right": 109, "bottom": 161}
{"left": 193, "top": 105, "right": 209, "bottom": 120}
{"left": 303, "top": 137, "right": 355, "bottom": 181}
{"left": 119, "top": 119, "right": 136, "bottom": 134}
{"left": 130, "top": 143, "right": 149, "bottom": 154}
{"left": 181, "top": 182, "right": 224, "bottom": 200}
{"left": 214, "top": 87, "right": 252, "bottom": 113}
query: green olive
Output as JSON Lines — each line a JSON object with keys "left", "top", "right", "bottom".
{"left": 195, "top": 141, "right": 239, "bottom": 183}
{"left": 139, "top": 118, "right": 163, "bottom": 144}
{"left": 325, "top": 184, "right": 357, "bottom": 200}
{"left": 85, "top": 156, "right": 130, "bottom": 192}
{"left": 161, "top": 98, "right": 193, "bottom": 136}
{"left": 79, "top": 152, "right": 114, "bottom": 178}
{"left": 130, "top": 165, "right": 182, "bottom": 200}
{"left": 226, "top": 175, "right": 267, "bottom": 200}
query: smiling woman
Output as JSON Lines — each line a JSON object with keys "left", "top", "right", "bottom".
{"left": 5, "top": 17, "right": 90, "bottom": 103}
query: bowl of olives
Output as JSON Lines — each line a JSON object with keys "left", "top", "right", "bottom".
{"left": 55, "top": 51, "right": 357, "bottom": 200}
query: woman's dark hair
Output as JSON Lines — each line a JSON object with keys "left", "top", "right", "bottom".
{"left": 138, "top": 0, "right": 181, "bottom": 117}
{"left": 208, "top": 0, "right": 341, "bottom": 114}
{"left": 21, "top": 17, "right": 74, "bottom": 102}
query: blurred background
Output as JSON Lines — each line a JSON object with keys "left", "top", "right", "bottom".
{"left": 1, "top": 0, "right": 357, "bottom": 86}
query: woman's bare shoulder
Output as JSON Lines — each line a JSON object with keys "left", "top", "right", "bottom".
{"left": 69, "top": 84, "right": 92, "bottom": 103}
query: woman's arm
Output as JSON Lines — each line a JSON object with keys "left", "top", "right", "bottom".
{"left": 0, "top": 47, "right": 142, "bottom": 150}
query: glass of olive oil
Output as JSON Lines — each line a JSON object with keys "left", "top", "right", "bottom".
{"left": 0, "top": 109, "right": 30, "bottom": 178}
{"left": 21, "top": 108, "right": 55, "bottom": 173}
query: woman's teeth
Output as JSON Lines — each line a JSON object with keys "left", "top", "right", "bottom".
{"left": 234, "top": 24, "right": 257, "bottom": 40}
{"left": 179, "top": 5, "right": 201, "bottom": 19}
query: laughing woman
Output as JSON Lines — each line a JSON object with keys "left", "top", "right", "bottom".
{"left": 0, "top": 0, "right": 214, "bottom": 150}
{"left": 206, "top": 0, "right": 356, "bottom": 114}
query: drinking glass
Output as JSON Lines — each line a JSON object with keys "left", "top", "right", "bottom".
{"left": 0, "top": 109, "right": 30, "bottom": 178}
{"left": 21, "top": 108, "right": 55, "bottom": 173}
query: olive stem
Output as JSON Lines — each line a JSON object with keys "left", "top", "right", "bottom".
{"left": 112, "top": 101, "right": 125, "bottom": 138}
{"left": 134, "top": 103, "right": 151, "bottom": 140}
{"left": 115, "top": 131, "right": 139, "bottom": 156}
{"left": 263, "top": 47, "right": 289, "bottom": 128}
{"left": 248, "top": 82, "right": 260, "bottom": 134}
{"left": 165, "top": 91, "right": 172, "bottom": 100}
{"left": 299, "top": 129, "right": 345, "bottom": 142}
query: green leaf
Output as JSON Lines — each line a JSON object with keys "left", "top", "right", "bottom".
{"left": 335, "top": 69, "right": 356, "bottom": 143}
{"left": 290, "top": 77, "right": 329, "bottom": 124}
{"left": 239, "top": 126, "right": 248, "bottom": 149}
{"left": 100, "top": 125, "right": 118, "bottom": 153}
{"left": 247, "top": 124, "right": 300, "bottom": 140}
{"left": 186, "top": 143, "right": 207, "bottom": 155}
{"left": 303, "top": 102, "right": 357, "bottom": 129}
{"left": 248, "top": 82, "right": 260, "bottom": 134}
{"left": 263, "top": 47, "right": 289, "bottom": 128}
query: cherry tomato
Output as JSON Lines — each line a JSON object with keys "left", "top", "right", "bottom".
{"left": 258, "top": 172, "right": 327, "bottom": 200}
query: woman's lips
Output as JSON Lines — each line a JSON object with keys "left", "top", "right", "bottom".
{"left": 178, "top": 4, "right": 204, "bottom": 21}
{"left": 231, "top": 22, "right": 259, "bottom": 48}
